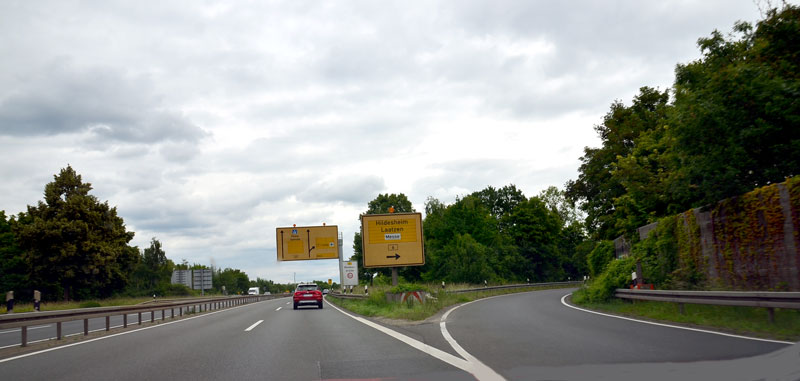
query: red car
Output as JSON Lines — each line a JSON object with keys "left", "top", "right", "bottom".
{"left": 293, "top": 283, "right": 323, "bottom": 309}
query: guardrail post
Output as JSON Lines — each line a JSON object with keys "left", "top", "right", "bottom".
{"left": 138, "top": 312, "right": 142, "bottom": 325}
{"left": 21, "top": 326, "right": 27, "bottom": 347}
{"left": 123, "top": 314, "right": 127, "bottom": 328}
{"left": 106, "top": 316, "right": 110, "bottom": 331}
{"left": 678, "top": 303, "right": 685, "bottom": 314}
{"left": 57, "top": 322, "right": 62, "bottom": 340}
{"left": 151, "top": 311, "right": 155, "bottom": 323}
{"left": 767, "top": 308, "right": 775, "bottom": 323}
{"left": 171, "top": 308, "right": 174, "bottom": 318}
{"left": 83, "top": 319, "right": 88, "bottom": 336}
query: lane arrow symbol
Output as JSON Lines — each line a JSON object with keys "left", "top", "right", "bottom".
{"left": 385, "top": 253, "right": 400, "bottom": 260}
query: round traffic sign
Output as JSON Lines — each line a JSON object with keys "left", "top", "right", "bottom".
{"left": 347, "top": 273, "right": 354, "bottom": 279}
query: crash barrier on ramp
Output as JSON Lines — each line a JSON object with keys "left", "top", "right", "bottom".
{"left": 328, "top": 280, "right": 585, "bottom": 300}
{"left": 614, "top": 288, "right": 800, "bottom": 322}
{"left": 0, "top": 294, "right": 288, "bottom": 347}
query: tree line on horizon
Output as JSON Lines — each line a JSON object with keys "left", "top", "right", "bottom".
{"left": 0, "top": 166, "right": 299, "bottom": 301}
{"left": 350, "top": 188, "right": 591, "bottom": 286}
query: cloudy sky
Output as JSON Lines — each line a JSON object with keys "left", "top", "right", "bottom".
{"left": 0, "top": 1, "right": 781, "bottom": 284}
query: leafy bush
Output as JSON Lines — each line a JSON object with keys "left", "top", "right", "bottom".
{"left": 78, "top": 301, "right": 101, "bottom": 308}
{"left": 631, "top": 215, "right": 679, "bottom": 287}
{"left": 587, "top": 241, "right": 615, "bottom": 276}
{"left": 389, "top": 283, "right": 431, "bottom": 294}
{"left": 573, "top": 256, "right": 636, "bottom": 303}
{"left": 164, "top": 283, "right": 194, "bottom": 296}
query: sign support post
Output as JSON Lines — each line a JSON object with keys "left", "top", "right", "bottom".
{"left": 391, "top": 268, "right": 398, "bottom": 287}
{"left": 338, "top": 232, "right": 344, "bottom": 291}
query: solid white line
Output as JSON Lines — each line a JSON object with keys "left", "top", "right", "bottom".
{"left": 0, "top": 298, "right": 270, "bottom": 364}
{"left": 560, "top": 293, "right": 796, "bottom": 345}
{"left": 0, "top": 337, "right": 51, "bottom": 350}
{"left": 276, "top": 307, "right": 282, "bottom": 311}
{"left": 286, "top": 301, "right": 290, "bottom": 305}
{"left": 244, "top": 320, "right": 264, "bottom": 332}
{"left": 325, "top": 299, "right": 474, "bottom": 375}
{"left": 440, "top": 302, "right": 506, "bottom": 381}
{"left": 0, "top": 325, "right": 51, "bottom": 334}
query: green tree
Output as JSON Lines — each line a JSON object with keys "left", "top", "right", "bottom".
{"left": 143, "top": 238, "right": 167, "bottom": 273}
{"left": 470, "top": 184, "right": 527, "bottom": 231}
{"left": 431, "top": 233, "right": 497, "bottom": 284}
{"left": 422, "top": 195, "right": 523, "bottom": 282}
{"left": 14, "top": 166, "right": 138, "bottom": 300}
{"left": 0, "top": 211, "right": 28, "bottom": 298}
{"left": 565, "top": 86, "right": 670, "bottom": 240}
{"left": 503, "top": 197, "right": 564, "bottom": 281}
{"left": 670, "top": 5, "right": 800, "bottom": 206}
{"left": 140, "top": 237, "right": 168, "bottom": 288}
{"left": 213, "top": 267, "right": 250, "bottom": 294}
{"left": 537, "top": 186, "right": 582, "bottom": 228}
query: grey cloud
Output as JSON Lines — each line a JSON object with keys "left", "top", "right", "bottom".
{"left": 412, "top": 159, "right": 526, "bottom": 197}
{"left": 298, "top": 175, "right": 386, "bottom": 204}
{"left": 0, "top": 59, "right": 207, "bottom": 145}
{"left": 410, "top": 159, "right": 578, "bottom": 205}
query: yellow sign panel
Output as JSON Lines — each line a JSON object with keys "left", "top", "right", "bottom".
{"left": 361, "top": 213, "right": 424, "bottom": 268}
{"left": 276, "top": 225, "right": 339, "bottom": 261}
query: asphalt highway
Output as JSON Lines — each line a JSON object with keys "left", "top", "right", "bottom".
{"left": 0, "top": 288, "right": 796, "bottom": 380}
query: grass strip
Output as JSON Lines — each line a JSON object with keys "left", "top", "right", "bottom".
{"left": 327, "top": 284, "right": 574, "bottom": 321}
{"left": 4, "top": 297, "right": 165, "bottom": 314}
{"left": 573, "top": 298, "right": 800, "bottom": 342}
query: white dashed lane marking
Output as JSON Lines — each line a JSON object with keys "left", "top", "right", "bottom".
{"left": 244, "top": 320, "right": 264, "bottom": 332}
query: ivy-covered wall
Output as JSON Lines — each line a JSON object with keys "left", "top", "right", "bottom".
{"left": 637, "top": 177, "right": 800, "bottom": 291}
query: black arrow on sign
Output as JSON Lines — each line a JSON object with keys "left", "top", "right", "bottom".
{"left": 386, "top": 253, "right": 400, "bottom": 260}
{"left": 280, "top": 231, "right": 284, "bottom": 259}
{"left": 307, "top": 229, "right": 315, "bottom": 258}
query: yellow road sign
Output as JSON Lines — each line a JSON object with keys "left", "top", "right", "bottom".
{"left": 361, "top": 213, "right": 424, "bottom": 268}
{"left": 276, "top": 225, "right": 339, "bottom": 261}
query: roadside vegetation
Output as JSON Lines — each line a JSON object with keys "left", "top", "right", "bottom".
{"left": 4, "top": 296, "right": 156, "bottom": 314}
{"left": 327, "top": 283, "right": 576, "bottom": 321}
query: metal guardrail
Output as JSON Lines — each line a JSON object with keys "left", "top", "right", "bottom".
{"left": 328, "top": 281, "right": 584, "bottom": 300}
{"left": 614, "top": 288, "right": 800, "bottom": 321}
{"left": 0, "top": 294, "right": 287, "bottom": 347}
{"left": 328, "top": 293, "right": 368, "bottom": 300}
{"left": 447, "top": 281, "right": 583, "bottom": 294}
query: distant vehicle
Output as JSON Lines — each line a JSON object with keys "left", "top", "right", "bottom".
{"left": 293, "top": 283, "right": 323, "bottom": 309}
{"left": 264, "top": 291, "right": 271, "bottom": 295}
{"left": 247, "top": 287, "right": 259, "bottom": 295}
{"left": 322, "top": 288, "right": 329, "bottom": 295}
